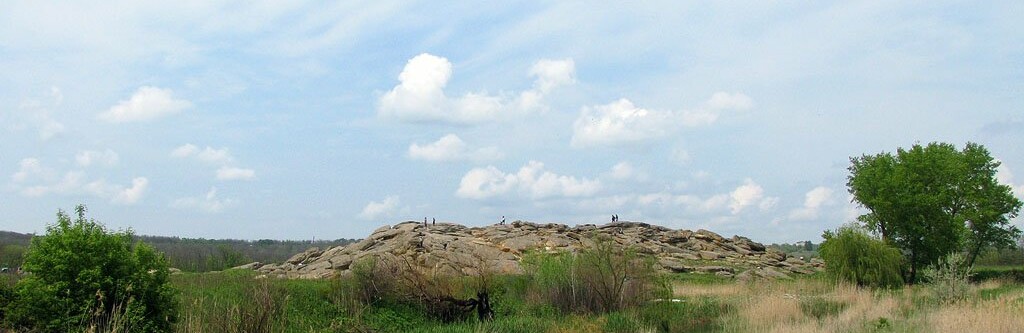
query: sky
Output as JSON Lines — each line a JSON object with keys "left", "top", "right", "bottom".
{"left": 2, "top": 1, "right": 1023, "bottom": 243}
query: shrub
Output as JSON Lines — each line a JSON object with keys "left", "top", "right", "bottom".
{"left": 819, "top": 225, "right": 903, "bottom": 288}
{"left": 522, "top": 235, "right": 669, "bottom": 314}
{"left": 333, "top": 254, "right": 493, "bottom": 327}
{"left": 921, "top": 252, "right": 973, "bottom": 304}
{"left": 2, "top": 205, "right": 177, "bottom": 332}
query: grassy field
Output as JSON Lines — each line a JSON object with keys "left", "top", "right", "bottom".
{"left": 168, "top": 269, "right": 1024, "bottom": 333}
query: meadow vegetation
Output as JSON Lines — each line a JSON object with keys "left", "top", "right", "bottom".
{"left": 157, "top": 266, "right": 1024, "bottom": 333}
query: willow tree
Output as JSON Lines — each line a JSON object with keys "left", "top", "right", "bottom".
{"left": 848, "top": 142, "right": 1021, "bottom": 282}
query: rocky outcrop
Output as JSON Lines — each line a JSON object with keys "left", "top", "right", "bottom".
{"left": 250, "top": 221, "right": 820, "bottom": 280}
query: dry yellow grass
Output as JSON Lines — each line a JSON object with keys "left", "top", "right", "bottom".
{"left": 924, "top": 297, "right": 1024, "bottom": 333}
{"left": 667, "top": 276, "right": 1023, "bottom": 333}
{"left": 737, "top": 294, "right": 804, "bottom": 332}
{"left": 672, "top": 281, "right": 747, "bottom": 298}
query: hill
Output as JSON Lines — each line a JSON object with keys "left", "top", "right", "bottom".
{"left": 250, "top": 220, "right": 823, "bottom": 279}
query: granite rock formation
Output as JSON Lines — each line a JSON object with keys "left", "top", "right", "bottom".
{"left": 242, "top": 221, "right": 823, "bottom": 279}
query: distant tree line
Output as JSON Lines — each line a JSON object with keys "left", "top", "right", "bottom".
{"left": 0, "top": 230, "right": 359, "bottom": 272}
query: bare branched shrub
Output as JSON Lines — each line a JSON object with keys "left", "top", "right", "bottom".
{"left": 333, "top": 254, "right": 495, "bottom": 324}
{"left": 523, "top": 235, "right": 668, "bottom": 314}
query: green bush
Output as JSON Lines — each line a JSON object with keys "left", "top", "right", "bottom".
{"left": 819, "top": 225, "right": 904, "bottom": 288}
{"left": 2, "top": 205, "right": 178, "bottom": 332}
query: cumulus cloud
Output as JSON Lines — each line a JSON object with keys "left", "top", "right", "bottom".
{"left": 172, "top": 144, "right": 255, "bottom": 181}
{"left": 996, "top": 162, "right": 1024, "bottom": 198}
{"left": 378, "top": 53, "right": 574, "bottom": 124}
{"left": 11, "top": 158, "right": 45, "bottom": 183}
{"left": 10, "top": 87, "right": 65, "bottom": 140}
{"left": 407, "top": 134, "right": 502, "bottom": 162}
{"left": 10, "top": 157, "right": 148, "bottom": 205}
{"left": 216, "top": 166, "right": 256, "bottom": 181}
{"left": 171, "top": 187, "right": 236, "bottom": 213}
{"left": 728, "top": 178, "right": 777, "bottom": 214}
{"left": 170, "top": 144, "right": 234, "bottom": 164}
{"left": 110, "top": 177, "right": 148, "bottom": 205}
{"left": 571, "top": 92, "right": 752, "bottom": 148}
{"left": 606, "top": 161, "right": 648, "bottom": 182}
{"left": 575, "top": 177, "right": 774, "bottom": 219}
{"left": 788, "top": 186, "right": 835, "bottom": 220}
{"left": 456, "top": 161, "right": 601, "bottom": 200}
{"left": 358, "top": 195, "right": 403, "bottom": 220}
{"left": 98, "top": 86, "right": 191, "bottom": 122}
{"left": 75, "top": 149, "right": 119, "bottom": 168}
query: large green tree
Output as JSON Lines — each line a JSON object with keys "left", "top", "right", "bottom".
{"left": 847, "top": 142, "right": 1021, "bottom": 282}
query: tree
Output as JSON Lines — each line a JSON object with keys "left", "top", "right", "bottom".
{"left": 848, "top": 142, "right": 1022, "bottom": 282}
{"left": 819, "top": 225, "right": 903, "bottom": 288}
{"left": 3, "top": 205, "right": 178, "bottom": 332}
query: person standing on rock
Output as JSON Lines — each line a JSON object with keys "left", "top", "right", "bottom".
{"left": 432, "top": 218, "right": 436, "bottom": 225}
{"left": 424, "top": 217, "right": 428, "bottom": 227}
{"left": 500, "top": 216, "right": 505, "bottom": 225}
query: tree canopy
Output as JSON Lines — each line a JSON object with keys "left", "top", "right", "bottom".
{"left": 847, "top": 142, "right": 1022, "bottom": 282}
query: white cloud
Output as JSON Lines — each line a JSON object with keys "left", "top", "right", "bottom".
{"left": 529, "top": 58, "right": 576, "bottom": 94}
{"left": 358, "top": 195, "right": 402, "bottom": 220}
{"left": 728, "top": 178, "right": 776, "bottom": 214}
{"left": 172, "top": 144, "right": 254, "bottom": 181}
{"left": 571, "top": 99, "right": 673, "bottom": 148}
{"left": 705, "top": 92, "right": 754, "bottom": 110}
{"left": 75, "top": 149, "right": 119, "bottom": 168}
{"left": 788, "top": 186, "right": 835, "bottom": 221}
{"left": 171, "top": 144, "right": 234, "bottom": 165}
{"left": 997, "top": 162, "right": 1024, "bottom": 198}
{"left": 608, "top": 161, "right": 637, "bottom": 181}
{"left": 171, "top": 144, "right": 199, "bottom": 158}
{"left": 456, "top": 161, "right": 601, "bottom": 200}
{"left": 216, "top": 167, "right": 256, "bottom": 181}
{"left": 21, "top": 171, "right": 84, "bottom": 198}
{"left": 111, "top": 177, "right": 148, "bottom": 205}
{"left": 171, "top": 187, "right": 236, "bottom": 213}
{"left": 11, "top": 158, "right": 45, "bottom": 183}
{"left": 378, "top": 53, "right": 574, "bottom": 124}
{"left": 11, "top": 88, "right": 65, "bottom": 140}
{"left": 571, "top": 92, "right": 753, "bottom": 148}
{"left": 408, "top": 134, "right": 502, "bottom": 162}
{"left": 12, "top": 160, "right": 147, "bottom": 205}
{"left": 670, "top": 148, "right": 691, "bottom": 165}
{"left": 98, "top": 86, "right": 191, "bottom": 123}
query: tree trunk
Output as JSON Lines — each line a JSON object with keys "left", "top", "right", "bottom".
{"left": 967, "top": 239, "right": 983, "bottom": 268}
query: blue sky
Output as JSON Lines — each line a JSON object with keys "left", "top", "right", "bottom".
{"left": 2, "top": 1, "right": 1022, "bottom": 243}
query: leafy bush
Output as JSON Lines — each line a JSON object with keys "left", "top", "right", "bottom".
{"left": 921, "top": 252, "right": 973, "bottom": 304}
{"left": 2, "top": 205, "right": 177, "bottom": 332}
{"left": 819, "top": 225, "right": 904, "bottom": 288}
